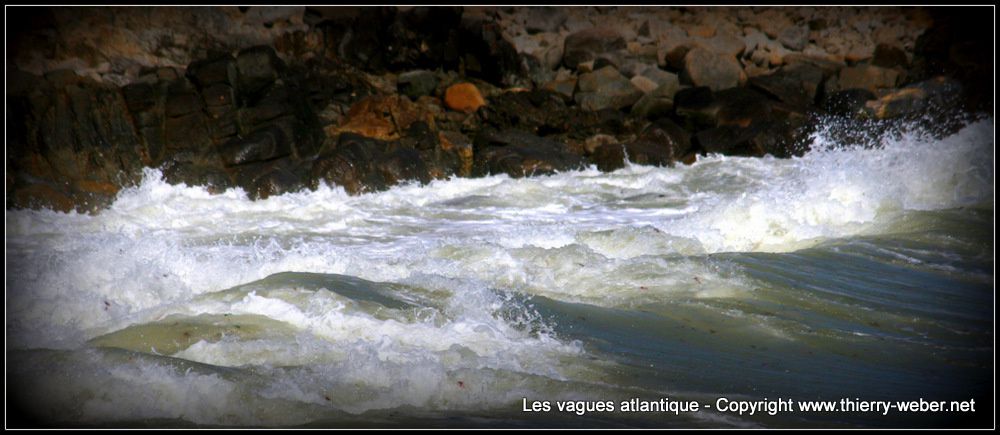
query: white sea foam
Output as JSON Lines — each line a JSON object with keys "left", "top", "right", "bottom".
{"left": 5, "top": 118, "right": 993, "bottom": 425}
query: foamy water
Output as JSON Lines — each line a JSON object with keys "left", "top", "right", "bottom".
{"left": 6, "top": 119, "right": 994, "bottom": 427}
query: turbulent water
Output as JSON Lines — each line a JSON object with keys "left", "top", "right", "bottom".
{"left": 6, "top": 118, "right": 994, "bottom": 428}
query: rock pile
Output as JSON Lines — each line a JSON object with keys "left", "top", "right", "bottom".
{"left": 6, "top": 6, "right": 989, "bottom": 212}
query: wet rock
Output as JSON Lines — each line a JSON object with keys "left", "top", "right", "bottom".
{"left": 862, "top": 76, "right": 962, "bottom": 120}
{"left": 232, "top": 157, "right": 310, "bottom": 199}
{"left": 583, "top": 133, "right": 617, "bottom": 155}
{"left": 631, "top": 78, "right": 682, "bottom": 120}
{"left": 562, "top": 27, "right": 627, "bottom": 69}
{"left": 327, "top": 95, "right": 424, "bottom": 141}
{"left": 871, "top": 43, "right": 909, "bottom": 69}
{"left": 822, "top": 88, "right": 877, "bottom": 117}
{"left": 310, "top": 131, "right": 437, "bottom": 195}
{"left": 6, "top": 73, "right": 149, "bottom": 212}
{"left": 236, "top": 46, "right": 284, "bottom": 104}
{"left": 164, "top": 83, "right": 203, "bottom": 118}
{"left": 444, "top": 82, "right": 487, "bottom": 113}
{"left": 397, "top": 70, "right": 439, "bottom": 99}
{"left": 161, "top": 160, "right": 233, "bottom": 193}
{"left": 218, "top": 124, "right": 293, "bottom": 167}
{"left": 574, "top": 66, "right": 643, "bottom": 111}
{"left": 311, "top": 132, "right": 390, "bottom": 194}
{"left": 694, "top": 120, "right": 807, "bottom": 158}
{"left": 749, "top": 63, "right": 824, "bottom": 107}
{"left": 591, "top": 118, "right": 691, "bottom": 171}
{"left": 681, "top": 48, "right": 744, "bottom": 91}
{"left": 9, "top": 182, "right": 77, "bottom": 213}
{"left": 836, "top": 65, "right": 900, "bottom": 94}
{"left": 472, "top": 129, "right": 585, "bottom": 178}
{"left": 436, "top": 130, "right": 474, "bottom": 177}
{"left": 186, "top": 54, "right": 237, "bottom": 89}
{"left": 478, "top": 89, "right": 569, "bottom": 134}
{"left": 674, "top": 86, "right": 717, "bottom": 130}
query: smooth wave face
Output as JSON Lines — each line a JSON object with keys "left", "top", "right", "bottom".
{"left": 5, "top": 119, "right": 994, "bottom": 428}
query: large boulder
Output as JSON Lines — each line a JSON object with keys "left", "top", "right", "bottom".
{"left": 444, "top": 82, "right": 487, "bottom": 113}
{"left": 397, "top": 70, "right": 439, "bottom": 99}
{"left": 590, "top": 118, "right": 692, "bottom": 171}
{"left": 326, "top": 95, "right": 424, "bottom": 141}
{"left": 862, "top": 76, "right": 962, "bottom": 120}
{"left": 574, "top": 66, "right": 643, "bottom": 111}
{"left": 562, "top": 27, "right": 627, "bottom": 69}
{"left": 472, "top": 129, "right": 585, "bottom": 178}
{"left": 749, "top": 63, "right": 825, "bottom": 107}
{"left": 681, "top": 47, "right": 744, "bottom": 91}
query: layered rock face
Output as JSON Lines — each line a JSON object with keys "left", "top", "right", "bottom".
{"left": 6, "top": 6, "right": 991, "bottom": 212}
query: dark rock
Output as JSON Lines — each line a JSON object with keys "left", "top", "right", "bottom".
{"left": 562, "top": 27, "right": 627, "bottom": 69}
{"left": 822, "top": 88, "right": 876, "bottom": 117}
{"left": 164, "top": 112, "right": 213, "bottom": 154}
{"left": 218, "top": 124, "right": 293, "bottom": 167}
{"left": 201, "top": 84, "right": 236, "bottom": 108}
{"left": 232, "top": 158, "right": 310, "bottom": 199}
{"left": 161, "top": 161, "right": 233, "bottom": 193}
{"left": 863, "top": 76, "right": 962, "bottom": 120}
{"left": 674, "top": 86, "right": 717, "bottom": 130}
{"left": 631, "top": 78, "right": 682, "bottom": 120}
{"left": 478, "top": 89, "right": 568, "bottom": 134}
{"left": 472, "top": 129, "right": 585, "bottom": 178}
{"left": 7, "top": 75, "right": 147, "bottom": 212}
{"left": 911, "top": 7, "right": 991, "bottom": 111}
{"left": 574, "top": 66, "right": 643, "bottom": 111}
{"left": 164, "top": 85, "right": 203, "bottom": 118}
{"left": 749, "top": 63, "right": 824, "bottom": 107}
{"left": 542, "top": 77, "right": 577, "bottom": 100}
{"left": 694, "top": 119, "right": 807, "bottom": 158}
{"left": 311, "top": 132, "right": 435, "bottom": 194}
{"left": 312, "top": 132, "right": 391, "bottom": 194}
{"left": 835, "top": 65, "right": 899, "bottom": 94}
{"left": 872, "top": 43, "right": 909, "bottom": 69}
{"left": 590, "top": 118, "right": 691, "bottom": 171}
{"left": 675, "top": 87, "right": 775, "bottom": 130}
{"left": 592, "top": 56, "right": 618, "bottom": 71}
{"left": 435, "top": 130, "right": 474, "bottom": 177}
{"left": 376, "top": 145, "right": 432, "bottom": 186}
{"left": 236, "top": 45, "right": 284, "bottom": 104}
{"left": 458, "top": 17, "right": 527, "bottom": 87}
{"left": 397, "top": 70, "right": 439, "bottom": 99}
{"left": 640, "top": 67, "right": 680, "bottom": 88}
{"left": 186, "top": 54, "right": 237, "bottom": 89}
{"left": 681, "top": 48, "right": 743, "bottom": 91}
{"left": 777, "top": 25, "right": 808, "bottom": 51}
{"left": 524, "top": 8, "right": 567, "bottom": 34}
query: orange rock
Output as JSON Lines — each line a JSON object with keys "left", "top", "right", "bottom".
{"left": 325, "top": 95, "right": 422, "bottom": 140}
{"left": 444, "top": 83, "right": 486, "bottom": 113}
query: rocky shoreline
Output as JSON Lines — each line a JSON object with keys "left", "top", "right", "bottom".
{"left": 6, "top": 6, "right": 991, "bottom": 213}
